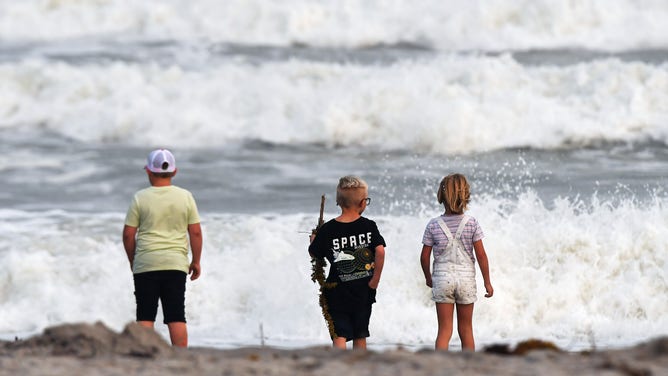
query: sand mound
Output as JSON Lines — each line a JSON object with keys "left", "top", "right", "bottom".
{"left": 1, "top": 322, "right": 170, "bottom": 358}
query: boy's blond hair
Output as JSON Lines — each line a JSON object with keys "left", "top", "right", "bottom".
{"left": 336, "top": 175, "right": 368, "bottom": 208}
{"left": 437, "top": 173, "right": 470, "bottom": 214}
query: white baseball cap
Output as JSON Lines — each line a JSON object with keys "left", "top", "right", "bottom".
{"left": 146, "top": 149, "right": 176, "bottom": 173}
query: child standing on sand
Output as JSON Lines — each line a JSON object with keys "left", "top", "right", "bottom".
{"left": 309, "top": 176, "right": 386, "bottom": 350}
{"left": 420, "top": 173, "right": 493, "bottom": 351}
{"left": 122, "top": 149, "right": 203, "bottom": 347}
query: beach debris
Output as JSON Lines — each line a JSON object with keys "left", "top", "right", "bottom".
{"left": 484, "top": 339, "right": 561, "bottom": 356}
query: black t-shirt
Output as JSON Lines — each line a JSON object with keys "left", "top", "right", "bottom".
{"left": 308, "top": 216, "right": 386, "bottom": 312}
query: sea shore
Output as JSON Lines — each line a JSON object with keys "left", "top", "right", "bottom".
{"left": 1, "top": 322, "right": 666, "bottom": 375}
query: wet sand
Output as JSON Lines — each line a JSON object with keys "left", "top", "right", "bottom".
{"left": 1, "top": 322, "right": 666, "bottom": 375}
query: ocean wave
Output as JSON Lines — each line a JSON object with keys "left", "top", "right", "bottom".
{"left": 1, "top": 1, "right": 668, "bottom": 52}
{"left": 2, "top": 54, "right": 667, "bottom": 154}
{"left": 1, "top": 191, "right": 667, "bottom": 349}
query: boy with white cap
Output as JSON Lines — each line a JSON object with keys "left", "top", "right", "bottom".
{"left": 122, "top": 149, "right": 202, "bottom": 347}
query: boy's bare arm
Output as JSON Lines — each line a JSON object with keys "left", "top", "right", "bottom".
{"left": 122, "top": 225, "right": 138, "bottom": 270}
{"left": 420, "top": 245, "right": 433, "bottom": 287}
{"left": 368, "top": 245, "right": 385, "bottom": 289}
{"left": 188, "top": 223, "right": 203, "bottom": 280}
{"left": 473, "top": 240, "right": 493, "bottom": 298}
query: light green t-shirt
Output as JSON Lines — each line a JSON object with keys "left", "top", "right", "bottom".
{"left": 124, "top": 185, "right": 200, "bottom": 274}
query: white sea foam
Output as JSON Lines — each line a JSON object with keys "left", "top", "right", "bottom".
{"left": 1, "top": 1, "right": 667, "bottom": 51}
{"left": 1, "top": 55, "right": 667, "bottom": 154}
{"left": 1, "top": 192, "right": 667, "bottom": 349}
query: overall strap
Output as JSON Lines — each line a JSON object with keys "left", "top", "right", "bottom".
{"left": 436, "top": 218, "right": 454, "bottom": 241}
{"left": 454, "top": 215, "right": 471, "bottom": 239}
{"left": 436, "top": 215, "right": 470, "bottom": 241}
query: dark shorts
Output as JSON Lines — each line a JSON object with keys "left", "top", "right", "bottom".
{"left": 133, "top": 270, "right": 187, "bottom": 324}
{"left": 329, "top": 305, "right": 373, "bottom": 341}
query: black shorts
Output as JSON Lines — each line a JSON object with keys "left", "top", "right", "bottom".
{"left": 329, "top": 305, "right": 373, "bottom": 341}
{"left": 133, "top": 270, "right": 187, "bottom": 324}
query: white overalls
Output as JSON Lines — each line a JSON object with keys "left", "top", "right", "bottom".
{"left": 431, "top": 215, "right": 478, "bottom": 304}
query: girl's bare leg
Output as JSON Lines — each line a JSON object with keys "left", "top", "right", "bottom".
{"left": 435, "top": 303, "right": 455, "bottom": 350}
{"left": 456, "top": 303, "right": 475, "bottom": 351}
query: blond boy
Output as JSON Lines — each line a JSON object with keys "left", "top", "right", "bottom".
{"left": 309, "top": 176, "right": 386, "bottom": 350}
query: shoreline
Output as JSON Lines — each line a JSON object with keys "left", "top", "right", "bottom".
{"left": 1, "top": 322, "right": 666, "bottom": 375}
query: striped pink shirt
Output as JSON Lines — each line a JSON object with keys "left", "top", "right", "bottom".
{"left": 422, "top": 214, "right": 484, "bottom": 263}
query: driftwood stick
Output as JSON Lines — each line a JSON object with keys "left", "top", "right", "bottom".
{"left": 310, "top": 194, "right": 326, "bottom": 285}
{"left": 318, "top": 194, "right": 325, "bottom": 229}
{"left": 309, "top": 195, "right": 336, "bottom": 338}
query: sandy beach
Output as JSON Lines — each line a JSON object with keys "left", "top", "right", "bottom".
{"left": 1, "top": 322, "right": 666, "bottom": 375}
